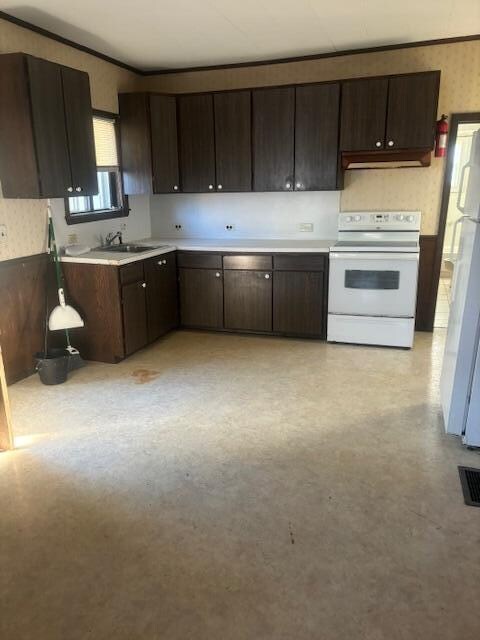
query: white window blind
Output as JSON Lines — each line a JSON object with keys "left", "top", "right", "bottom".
{"left": 93, "top": 116, "right": 118, "bottom": 167}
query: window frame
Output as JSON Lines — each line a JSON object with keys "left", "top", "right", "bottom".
{"left": 65, "top": 109, "right": 129, "bottom": 225}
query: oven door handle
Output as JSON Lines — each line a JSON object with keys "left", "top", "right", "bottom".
{"left": 329, "top": 252, "right": 419, "bottom": 261}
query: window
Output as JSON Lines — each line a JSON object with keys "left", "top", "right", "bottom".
{"left": 65, "top": 111, "right": 128, "bottom": 224}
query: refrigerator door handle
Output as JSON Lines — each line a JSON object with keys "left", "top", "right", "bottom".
{"left": 450, "top": 215, "right": 470, "bottom": 257}
{"left": 456, "top": 163, "right": 471, "bottom": 213}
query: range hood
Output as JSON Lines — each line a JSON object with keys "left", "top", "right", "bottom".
{"left": 341, "top": 149, "right": 432, "bottom": 170}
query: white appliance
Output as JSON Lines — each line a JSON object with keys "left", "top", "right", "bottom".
{"left": 328, "top": 211, "right": 421, "bottom": 348}
{"left": 441, "top": 130, "right": 480, "bottom": 447}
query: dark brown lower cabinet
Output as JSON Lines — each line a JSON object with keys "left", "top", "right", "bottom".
{"left": 61, "top": 251, "right": 178, "bottom": 363}
{"left": 145, "top": 253, "right": 178, "bottom": 341}
{"left": 224, "top": 270, "right": 272, "bottom": 332}
{"left": 121, "top": 280, "right": 148, "bottom": 356}
{"left": 273, "top": 271, "right": 325, "bottom": 337}
{"left": 179, "top": 268, "right": 224, "bottom": 329}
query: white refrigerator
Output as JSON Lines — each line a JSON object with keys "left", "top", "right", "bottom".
{"left": 441, "top": 130, "right": 480, "bottom": 447}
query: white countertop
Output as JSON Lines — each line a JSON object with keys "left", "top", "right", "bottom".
{"left": 60, "top": 238, "right": 334, "bottom": 265}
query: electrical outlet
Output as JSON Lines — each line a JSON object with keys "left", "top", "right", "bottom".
{"left": 174, "top": 224, "right": 182, "bottom": 230}
{"left": 225, "top": 224, "right": 235, "bottom": 231}
{"left": 120, "top": 223, "right": 127, "bottom": 231}
{"left": 0, "top": 224, "right": 7, "bottom": 244}
{"left": 298, "top": 223, "right": 314, "bottom": 232}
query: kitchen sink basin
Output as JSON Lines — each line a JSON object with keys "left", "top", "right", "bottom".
{"left": 97, "top": 244, "right": 163, "bottom": 254}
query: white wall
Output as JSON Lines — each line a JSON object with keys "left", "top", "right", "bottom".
{"left": 49, "top": 195, "right": 151, "bottom": 250}
{"left": 150, "top": 191, "right": 340, "bottom": 240}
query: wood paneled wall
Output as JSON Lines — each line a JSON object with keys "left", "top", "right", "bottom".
{"left": 0, "top": 253, "right": 48, "bottom": 384}
{"left": 416, "top": 235, "right": 438, "bottom": 331}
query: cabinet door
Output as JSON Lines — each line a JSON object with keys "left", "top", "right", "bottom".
{"left": 224, "top": 270, "right": 272, "bottom": 332}
{"left": 178, "top": 94, "right": 216, "bottom": 192}
{"left": 145, "top": 253, "right": 179, "bottom": 341}
{"left": 214, "top": 91, "right": 252, "bottom": 192}
{"left": 295, "top": 83, "right": 340, "bottom": 190}
{"left": 61, "top": 66, "right": 98, "bottom": 195}
{"left": 340, "top": 77, "right": 388, "bottom": 151}
{"left": 150, "top": 94, "right": 180, "bottom": 193}
{"left": 273, "top": 271, "right": 324, "bottom": 337}
{"left": 118, "top": 93, "right": 153, "bottom": 195}
{"left": 179, "top": 268, "right": 223, "bottom": 328}
{"left": 252, "top": 87, "right": 295, "bottom": 191}
{"left": 61, "top": 67, "right": 98, "bottom": 195}
{"left": 122, "top": 280, "right": 148, "bottom": 356}
{"left": 26, "top": 56, "right": 72, "bottom": 197}
{"left": 386, "top": 73, "right": 440, "bottom": 150}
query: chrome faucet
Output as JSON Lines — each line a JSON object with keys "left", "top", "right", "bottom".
{"left": 105, "top": 231, "right": 123, "bottom": 246}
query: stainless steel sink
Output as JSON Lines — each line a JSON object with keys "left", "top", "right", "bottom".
{"left": 97, "top": 244, "right": 163, "bottom": 254}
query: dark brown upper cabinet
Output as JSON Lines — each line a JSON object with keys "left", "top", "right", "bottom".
{"left": 119, "top": 93, "right": 180, "bottom": 195}
{"left": 295, "top": 83, "right": 340, "bottom": 190}
{"left": 61, "top": 66, "right": 98, "bottom": 197}
{"left": 150, "top": 95, "right": 180, "bottom": 193}
{"left": 178, "top": 94, "right": 216, "bottom": 193}
{"left": 340, "top": 71, "right": 440, "bottom": 152}
{"left": 0, "top": 53, "right": 97, "bottom": 199}
{"left": 340, "top": 77, "right": 389, "bottom": 152}
{"left": 385, "top": 72, "right": 440, "bottom": 150}
{"left": 214, "top": 91, "right": 252, "bottom": 192}
{"left": 252, "top": 87, "right": 295, "bottom": 191}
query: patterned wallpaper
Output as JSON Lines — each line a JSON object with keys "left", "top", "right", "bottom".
{"left": 0, "top": 19, "right": 139, "bottom": 261}
{"left": 142, "top": 40, "right": 480, "bottom": 235}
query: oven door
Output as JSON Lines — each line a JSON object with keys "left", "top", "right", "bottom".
{"left": 329, "top": 252, "right": 419, "bottom": 317}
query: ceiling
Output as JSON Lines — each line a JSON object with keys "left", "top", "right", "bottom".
{"left": 1, "top": 1, "right": 479, "bottom": 71}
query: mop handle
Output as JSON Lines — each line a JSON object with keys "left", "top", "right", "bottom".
{"left": 47, "top": 200, "right": 73, "bottom": 351}
{"left": 47, "top": 200, "right": 65, "bottom": 294}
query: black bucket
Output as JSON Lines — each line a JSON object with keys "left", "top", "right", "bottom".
{"left": 35, "top": 349, "right": 69, "bottom": 385}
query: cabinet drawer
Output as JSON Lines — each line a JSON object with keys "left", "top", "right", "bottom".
{"left": 223, "top": 254, "right": 272, "bottom": 270}
{"left": 273, "top": 254, "right": 326, "bottom": 272}
{"left": 119, "top": 262, "right": 145, "bottom": 285}
{"left": 177, "top": 252, "right": 222, "bottom": 269}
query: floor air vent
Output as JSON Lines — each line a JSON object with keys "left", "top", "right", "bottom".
{"left": 458, "top": 466, "right": 480, "bottom": 507}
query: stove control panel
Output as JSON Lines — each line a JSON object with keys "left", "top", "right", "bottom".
{"left": 339, "top": 211, "right": 421, "bottom": 231}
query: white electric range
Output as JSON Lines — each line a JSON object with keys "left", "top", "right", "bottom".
{"left": 328, "top": 211, "right": 421, "bottom": 348}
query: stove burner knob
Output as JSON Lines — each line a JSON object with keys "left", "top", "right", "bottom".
{"left": 397, "top": 214, "right": 405, "bottom": 221}
{"left": 406, "top": 215, "right": 414, "bottom": 222}
{"left": 345, "top": 216, "right": 353, "bottom": 222}
{"left": 354, "top": 215, "right": 361, "bottom": 221}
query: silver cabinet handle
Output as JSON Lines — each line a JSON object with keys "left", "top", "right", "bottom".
{"left": 215, "top": 272, "right": 221, "bottom": 278}
{"left": 141, "top": 282, "right": 146, "bottom": 288}
{"left": 75, "top": 186, "right": 82, "bottom": 192}
{"left": 217, "top": 184, "right": 223, "bottom": 190}
{"left": 208, "top": 184, "right": 214, "bottom": 190}
{"left": 387, "top": 140, "right": 394, "bottom": 147}
{"left": 295, "top": 182, "right": 302, "bottom": 189}
{"left": 375, "top": 141, "right": 382, "bottom": 148}
{"left": 162, "top": 259, "right": 167, "bottom": 264}
{"left": 264, "top": 273, "right": 270, "bottom": 279}
{"left": 173, "top": 185, "right": 179, "bottom": 191}
{"left": 67, "top": 187, "right": 74, "bottom": 192}
{"left": 285, "top": 182, "right": 291, "bottom": 189}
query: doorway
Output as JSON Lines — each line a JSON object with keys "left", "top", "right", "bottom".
{"left": 434, "top": 114, "right": 480, "bottom": 329}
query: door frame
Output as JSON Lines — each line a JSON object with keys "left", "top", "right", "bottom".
{"left": 430, "top": 112, "right": 480, "bottom": 326}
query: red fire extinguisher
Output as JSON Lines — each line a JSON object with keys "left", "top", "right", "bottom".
{"left": 435, "top": 114, "right": 448, "bottom": 157}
